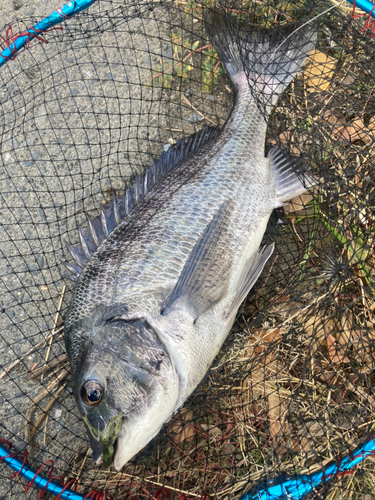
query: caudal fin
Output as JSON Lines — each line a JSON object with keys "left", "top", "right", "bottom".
{"left": 204, "top": 9, "right": 317, "bottom": 107}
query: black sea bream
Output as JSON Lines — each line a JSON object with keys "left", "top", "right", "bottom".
{"left": 64, "top": 10, "right": 317, "bottom": 469}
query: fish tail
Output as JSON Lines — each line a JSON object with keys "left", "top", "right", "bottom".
{"left": 204, "top": 9, "right": 317, "bottom": 106}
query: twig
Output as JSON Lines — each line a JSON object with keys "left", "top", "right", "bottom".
{"left": 41, "top": 284, "right": 66, "bottom": 381}
{"left": 181, "top": 94, "right": 216, "bottom": 126}
{"left": 76, "top": 447, "right": 90, "bottom": 484}
{"left": 95, "top": 472, "right": 202, "bottom": 498}
{"left": 43, "top": 414, "right": 49, "bottom": 447}
{"left": 182, "top": 94, "right": 204, "bottom": 117}
{"left": 0, "top": 326, "right": 64, "bottom": 381}
{"left": 25, "top": 368, "right": 70, "bottom": 447}
{"left": 29, "top": 353, "right": 68, "bottom": 379}
{"left": 30, "top": 383, "right": 67, "bottom": 440}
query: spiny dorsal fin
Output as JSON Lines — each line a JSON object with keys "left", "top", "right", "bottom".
{"left": 64, "top": 126, "right": 221, "bottom": 280}
{"left": 162, "top": 199, "right": 233, "bottom": 321}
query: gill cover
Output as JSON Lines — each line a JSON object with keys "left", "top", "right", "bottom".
{"left": 65, "top": 304, "right": 179, "bottom": 469}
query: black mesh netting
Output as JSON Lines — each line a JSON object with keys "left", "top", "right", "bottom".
{"left": 0, "top": 0, "right": 375, "bottom": 498}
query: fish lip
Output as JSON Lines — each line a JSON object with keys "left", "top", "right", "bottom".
{"left": 113, "top": 434, "right": 125, "bottom": 471}
{"left": 89, "top": 434, "right": 104, "bottom": 464}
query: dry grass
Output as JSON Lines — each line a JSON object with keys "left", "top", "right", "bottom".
{"left": 9, "top": 5, "right": 375, "bottom": 500}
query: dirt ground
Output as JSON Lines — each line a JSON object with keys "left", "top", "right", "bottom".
{"left": 0, "top": 1, "right": 233, "bottom": 498}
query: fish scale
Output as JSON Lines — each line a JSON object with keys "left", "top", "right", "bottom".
{"left": 64, "top": 9, "right": 317, "bottom": 470}
{"left": 67, "top": 95, "right": 269, "bottom": 322}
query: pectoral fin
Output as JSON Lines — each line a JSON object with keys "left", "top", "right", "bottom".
{"left": 162, "top": 200, "right": 233, "bottom": 320}
{"left": 268, "top": 146, "right": 317, "bottom": 204}
{"left": 225, "top": 243, "right": 274, "bottom": 320}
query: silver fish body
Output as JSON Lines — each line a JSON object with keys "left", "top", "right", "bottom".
{"left": 64, "top": 11, "right": 317, "bottom": 470}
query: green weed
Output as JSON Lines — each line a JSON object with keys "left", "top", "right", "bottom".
{"left": 299, "top": 197, "right": 375, "bottom": 298}
{"left": 149, "top": 30, "right": 223, "bottom": 92}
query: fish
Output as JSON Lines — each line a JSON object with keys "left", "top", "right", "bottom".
{"left": 64, "top": 9, "right": 317, "bottom": 470}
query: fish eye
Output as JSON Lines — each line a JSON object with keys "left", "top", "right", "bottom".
{"left": 81, "top": 380, "right": 104, "bottom": 406}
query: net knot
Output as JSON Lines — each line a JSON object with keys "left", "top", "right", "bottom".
{"left": 55, "top": 478, "right": 78, "bottom": 499}
{"left": 84, "top": 489, "right": 113, "bottom": 499}
{"left": 0, "top": 26, "right": 19, "bottom": 60}
{"left": 351, "top": 0, "right": 375, "bottom": 36}
{"left": 154, "top": 488, "right": 171, "bottom": 499}
{"left": 0, "top": 439, "right": 29, "bottom": 480}
{"left": 24, "top": 460, "right": 55, "bottom": 495}
{"left": 0, "top": 24, "right": 63, "bottom": 61}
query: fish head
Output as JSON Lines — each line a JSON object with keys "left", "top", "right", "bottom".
{"left": 65, "top": 304, "right": 179, "bottom": 470}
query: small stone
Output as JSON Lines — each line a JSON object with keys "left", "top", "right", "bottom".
{"left": 161, "top": 44, "right": 172, "bottom": 59}
{"left": 31, "top": 150, "right": 39, "bottom": 160}
{"left": 188, "top": 114, "right": 203, "bottom": 123}
{"left": 6, "top": 136, "right": 18, "bottom": 148}
{"left": 170, "top": 94, "right": 177, "bottom": 101}
{"left": 14, "top": 441, "right": 27, "bottom": 453}
{"left": 207, "top": 94, "right": 216, "bottom": 102}
{"left": 184, "top": 89, "right": 192, "bottom": 97}
{"left": 71, "top": 88, "right": 78, "bottom": 96}
{"left": 163, "top": 144, "right": 171, "bottom": 152}
{"left": 12, "top": 0, "right": 23, "bottom": 10}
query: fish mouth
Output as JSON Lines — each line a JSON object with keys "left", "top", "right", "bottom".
{"left": 89, "top": 434, "right": 104, "bottom": 465}
{"left": 113, "top": 434, "right": 124, "bottom": 471}
{"left": 92, "top": 436, "right": 121, "bottom": 468}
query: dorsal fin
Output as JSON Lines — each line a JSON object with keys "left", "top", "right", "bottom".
{"left": 64, "top": 126, "right": 221, "bottom": 280}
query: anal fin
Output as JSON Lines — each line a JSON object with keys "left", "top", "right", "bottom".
{"left": 268, "top": 146, "right": 317, "bottom": 204}
{"left": 225, "top": 243, "right": 274, "bottom": 319}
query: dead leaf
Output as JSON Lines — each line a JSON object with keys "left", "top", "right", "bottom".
{"left": 268, "top": 391, "right": 283, "bottom": 439}
{"left": 303, "top": 49, "right": 336, "bottom": 92}
{"left": 270, "top": 298, "right": 303, "bottom": 320}
{"left": 200, "top": 424, "right": 222, "bottom": 439}
{"left": 324, "top": 110, "right": 346, "bottom": 127}
{"left": 368, "top": 116, "right": 375, "bottom": 133}
{"left": 317, "top": 369, "right": 337, "bottom": 385}
{"left": 170, "top": 409, "right": 195, "bottom": 445}
{"left": 284, "top": 193, "right": 314, "bottom": 216}
{"left": 279, "top": 129, "right": 301, "bottom": 155}
{"left": 304, "top": 314, "right": 332, "bottom": 354}
{"left": 335, "top": 119, "right": 372, "bottom": 145}
{"left": 336, "top": 312, "right": 353, "bottom": 346}
{"left": 326, "top": 333, "right": 350, "bottom": 365}
{"left": 268, "top": 391, "right": 290, "bottom": 458}
{"left": 30, "top": 363, "right": 37, "bottom": 372}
